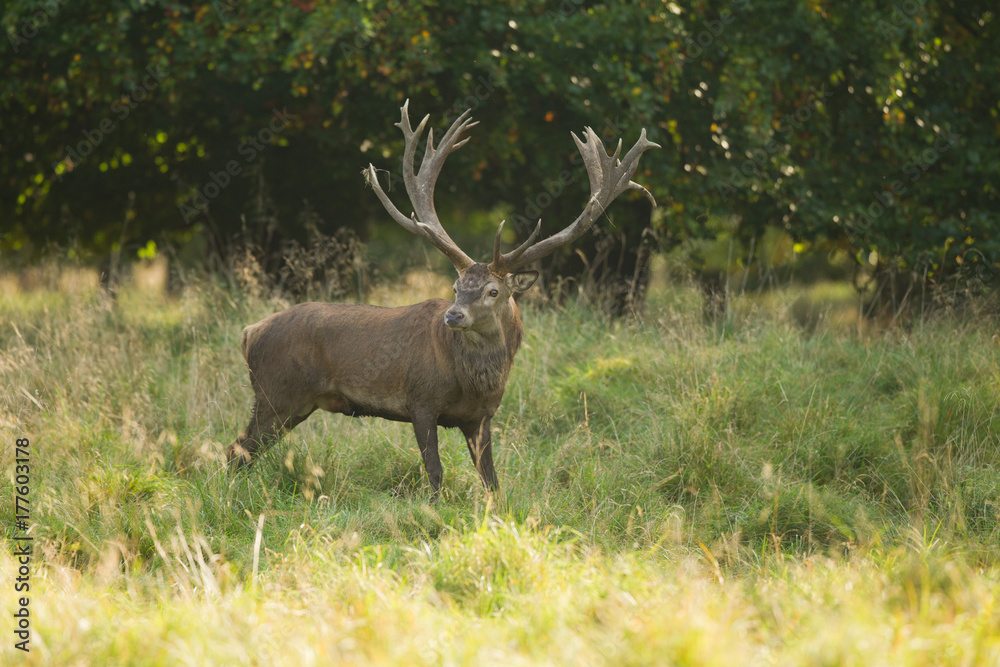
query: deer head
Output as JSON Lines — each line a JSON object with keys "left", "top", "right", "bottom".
{"left": 364, "top": 100, "right": 660, "bottom": 335}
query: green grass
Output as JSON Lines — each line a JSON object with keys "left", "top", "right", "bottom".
{"left": 1, "top": 270, "right": 999, "bottom": 665}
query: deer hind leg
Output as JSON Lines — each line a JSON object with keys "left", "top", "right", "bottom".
{"left": 227, "top": 397, "right": 305, "bottom": 469}
{"left": 461, "top": 418, "right": 499, "bottom": 493}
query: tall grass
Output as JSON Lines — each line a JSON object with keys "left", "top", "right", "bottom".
{"left": 1, "top": 265, "right": 999, "bottom": 664}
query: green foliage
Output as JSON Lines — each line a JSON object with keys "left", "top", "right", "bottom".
{"left": 695, "top": 0, "right": 999, "bottom": 289}
{"left": 3, "top": 1, "right": 995, "bottom": 303}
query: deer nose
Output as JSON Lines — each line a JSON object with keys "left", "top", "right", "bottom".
{"left": 444, "top": 309, "right": 466, "bottom": 329}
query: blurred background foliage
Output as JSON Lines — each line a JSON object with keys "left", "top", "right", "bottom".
{"left": 1, "top": 0, "right": 997, "bottom": 314}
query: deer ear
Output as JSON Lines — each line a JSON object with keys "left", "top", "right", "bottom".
{"left": 506, "top": 271, "right": 539, "bottom": 293}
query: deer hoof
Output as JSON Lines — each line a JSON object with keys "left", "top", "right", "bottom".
{"left": 225, "top": 443, "right": 253, "bottom": 470}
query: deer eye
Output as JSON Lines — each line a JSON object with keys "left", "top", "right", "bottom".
{"left": 488, "top": 289, "right": 499, "bottom": 298}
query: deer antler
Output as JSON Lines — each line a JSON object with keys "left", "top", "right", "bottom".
{"left": 365, "top": 99, "right": 477, "bottom": 272}
{"left": 489, "top": 127, "right": 660, "bottom": 276}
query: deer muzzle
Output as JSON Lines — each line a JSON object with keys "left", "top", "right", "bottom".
{"left": 444, "top": 307, "right": 468, "bottom": 330}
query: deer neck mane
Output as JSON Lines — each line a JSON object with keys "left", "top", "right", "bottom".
{"left": 453, "top": 300, "right": 523, "bottom": 398}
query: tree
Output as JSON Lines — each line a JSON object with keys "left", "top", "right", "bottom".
{"left": 2, "top": 0, "right": 996, "bottom": 315}
{"left": 675, "top": 0, "right": 999, "bottom": 309}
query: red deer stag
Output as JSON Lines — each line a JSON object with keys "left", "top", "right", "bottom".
{"left": 227, "top": 101, "right": 658, "bottom": 496}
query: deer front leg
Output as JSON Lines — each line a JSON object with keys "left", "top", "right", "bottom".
{"left": 462, "top": 417, "right": 499, "bottom": 493}
{"left": 412, "top": 413, "right": 443, "bottom": 498}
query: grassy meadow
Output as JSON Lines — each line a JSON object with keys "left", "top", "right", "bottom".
{"left": 1, "top": 262, "right": 1000, "bottom": 665}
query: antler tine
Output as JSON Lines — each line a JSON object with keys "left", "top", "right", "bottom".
{"left": 491, "top": 220, "right": 507, "bottom": 266}
{"left": 496, "top": 126, "right": 660, "bottom": 274}
{"left": 615, "top": 128, "right": 660, "bottom": 206}
{"left": 418, "top": 112, "right": 479, "bottom": 185}
{"left": 573, "top": 129, "right": 604, "bottom": 196}
{"left": 364, "top": 164, "right": 419, "bottom": 231}
{"left": 395, "top": 99, "right": 421, "bottom": 137}
{"left": 369, "top": 100, "right": 476, "bottom": 271}
{"left": 489, "top": 219, "right": 542, "bottom": 275}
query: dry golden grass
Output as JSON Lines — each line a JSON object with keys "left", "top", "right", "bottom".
{"left": 1, "top": 263, "right": 999, "bottom": 665}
